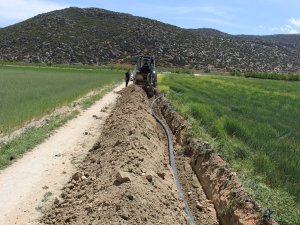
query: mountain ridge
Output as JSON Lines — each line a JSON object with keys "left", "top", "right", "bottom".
{"left": 0, "top": 7, "right": 299, "bottom": 72}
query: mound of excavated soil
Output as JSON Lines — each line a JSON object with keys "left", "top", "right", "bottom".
{"left": 41, "top": 85, "right": 187, "bottom": 224}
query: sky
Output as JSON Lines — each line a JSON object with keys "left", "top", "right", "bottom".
{"left": 0, "top": 0, "right": 300, "bottom": 35}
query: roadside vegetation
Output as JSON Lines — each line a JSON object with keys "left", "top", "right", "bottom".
{"left": 0, "top": 63, "right": 121, "bottom": 169}
{"left": 0, "top": 60, "right": 132, "bottom": 71}
{"left": 158, "top": 73, "right": 300, "bottom": 225}
{"left": 157, "top": 66, "right": 193, "bottom": 74}
{"left": 0, "top": 82, "right": 117, "bottom": 169}
{"left": 0, "top": 111, "right": 79, "bottom": 169}
{"left": 0, "top": 64, "right": 122, "bottom": 134}
{"left": 230, "top": 71, "right": 300, "bottom": 81}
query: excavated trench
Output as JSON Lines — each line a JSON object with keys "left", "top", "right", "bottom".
{"left": 156, "top": 96, "right": 278, "bottom": 225}
{"left": 41, "top": 85, "right": 276, "bottom": 225}
{"left": 42, "top": 85, "right": 188, "bottom": 224}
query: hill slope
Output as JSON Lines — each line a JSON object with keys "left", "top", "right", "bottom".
{"left": 0, "top": 7, "right": 300, "bottom": 72}
{"left": 237, "top": 34, "right": 300, "bottom": 48}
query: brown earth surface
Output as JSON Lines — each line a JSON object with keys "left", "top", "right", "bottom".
{"left": 1, "top": 82, "right": 268, "bottom": 225}
{"left": 41, "top": 85, "right": 222, "bottom": 225}
{"left": 175, "top": 154, "right": 218, "bottom": 225}
{"left": 41, "top": 85, "right": 190, "bottom": 224}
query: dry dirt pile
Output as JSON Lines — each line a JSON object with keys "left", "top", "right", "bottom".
{"left": 41, "top": 85, "right": 187, "bottom": 225}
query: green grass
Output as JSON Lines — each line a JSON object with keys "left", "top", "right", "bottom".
{"left": 230, "top": 71, "right": 300, "bottom": 81}
{"left": 0, "top": 60, "right": 133, "bottom": 71}
{"left": 0, "top": 110, "right": 79, "bottom": 169}
{"left": 158, "top": 73, "right": 300, "bottom": 225}
{"left": 0, "top": 65, "right": 122, "bottom": 134}
{"left": 0, "top": 64, "right": 121, "bottom": 169}
{"left": 0, "top": 82, "right": 118, "bottom": 170}
{"left": 157, "top": 66, "right": 194, "bottom": 74}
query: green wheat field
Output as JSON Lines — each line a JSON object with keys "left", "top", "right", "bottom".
{"left": 0, "top": 65, "right": 122, "bottom": 134}
{"left": 159, "top": 73, "right": 300, "bottom": 225}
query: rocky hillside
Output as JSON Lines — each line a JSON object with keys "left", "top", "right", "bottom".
{"left": 237, "top": 34, "right": 300, "bottom": 49}
{"left": 0, "top": 7, "right": 299, "bottom": 72}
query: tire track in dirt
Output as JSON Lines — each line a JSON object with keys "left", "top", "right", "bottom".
{"left": 0, "top": 84, "right": 124, "bottom": 225}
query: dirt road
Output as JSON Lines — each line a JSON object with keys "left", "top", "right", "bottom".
{"left": 0, "top": 84, "right": 124, "bottom": 225}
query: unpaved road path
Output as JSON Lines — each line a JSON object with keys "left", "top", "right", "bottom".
{"left": 0, "top": 83, "right": 124, "bottom": 225}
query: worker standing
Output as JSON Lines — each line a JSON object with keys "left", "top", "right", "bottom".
{"left": 125, "top": 70, "right": 130, "bottom": 87}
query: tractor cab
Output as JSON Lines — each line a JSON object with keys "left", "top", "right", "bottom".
{"left": 133, "top": 56, "right": 157, "bottom": 97}
{"left": 138, "top": 56, "right": 154, "bottom": 73}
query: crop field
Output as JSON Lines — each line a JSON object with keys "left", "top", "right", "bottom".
{"left": 159, "top": 73, "right": 300, "bottom": 224}
{"left": 0, "top": 65, "right": 122, "bottom": 134}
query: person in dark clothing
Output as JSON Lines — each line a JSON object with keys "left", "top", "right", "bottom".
{"left": 125, "top": 70, "right": 130, "bottom": 87}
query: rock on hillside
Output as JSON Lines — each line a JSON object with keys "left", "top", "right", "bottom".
{"left": 237, "top": 34, "right": 300, "bottom": 49}
{"left": 0, "top": 7, "right": 300, "bottom": 72}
